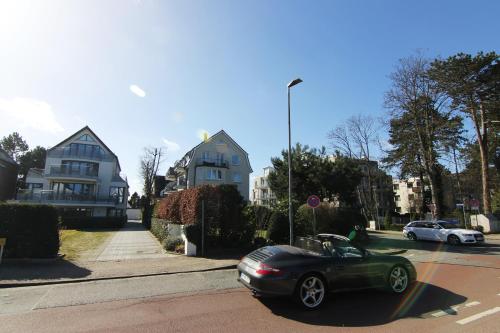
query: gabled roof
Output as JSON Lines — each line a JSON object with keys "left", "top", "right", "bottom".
{"left": 48, "top": 126, "right": 122, "bottom": 171}
{"left": 174, "top": 129, "right": 253, "bottom": 172}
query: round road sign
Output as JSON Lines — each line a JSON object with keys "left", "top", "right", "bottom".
{"left": 307, "top": 195, "right": 321, "bottom": 208}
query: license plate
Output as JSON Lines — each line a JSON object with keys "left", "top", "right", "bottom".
{"left": 240, "top": 273, "right": 250, "bottom": 284}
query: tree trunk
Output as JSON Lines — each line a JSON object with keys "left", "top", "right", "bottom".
{"left": 478, "top": 140, "right": 491, "bottom": 214}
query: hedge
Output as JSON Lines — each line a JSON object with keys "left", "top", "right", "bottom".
{"left": 0, "top": 204, "right": 60, "bottom": 258}
{"left": 60, "top": 216, "right": 127, "bottom": 229}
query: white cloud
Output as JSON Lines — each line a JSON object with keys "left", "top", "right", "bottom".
{"left": 162, "top": 138, "right": 180, "bottom": 152}
{"left": 129, "top": 84, "right": 146, "bottom": 98}
{"left": 0, "top": 97, "right": 64, "bottom": 134}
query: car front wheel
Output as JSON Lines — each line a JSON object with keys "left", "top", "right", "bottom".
{"left": 448, "top": 234, "right": 461, "bottom": 246}
{"left": 407, "top": 232, "right": 417, "bottom": 241}
{"left": 388, "top": 266, "right": 409, "bottom": 293}
{"left": 295, "top": 274, "right": 326, "bottom": 310}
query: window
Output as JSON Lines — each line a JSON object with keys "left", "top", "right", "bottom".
{"left": 233, "top": 172, "right": 242, "bottom": 183}
{"left": 107, "top": 208, "right": 123, "bottom": 217}
{"left": 59, "top": 208, "right": 93, "bottom": 217}
{"left": 206, "top": 169, "right": 222, "bottom": 180}
{"left": 393, "top": 184, "right": 399, "bottom": 190}
{"left": 78, "top": 134, "right": 95, "bottom": 142}
{"left": 396, "top": 207, "right": 401, "bottom": 213}
{"left": 260, "top": 178, "right": 265, "bottom": 186}
{"left": 61, "top": 160, "right": 99, "bottom": 176}
{"left": 202, "top": 151, "right": 209, "bottom": 161}
{"left": 68, "top": 143, "right": 103, "bottom": 158}
{"left": 26, "top": 183, "right": 43, "bottom": 190}
{"left": 232, "top": 155, "right": 240, "bottom": 165}
{"left": 110, "top": 187, "right": 125, "bottom": 203}
{"left": 407, "top": 182, "right": 413, "bottom": 188}
{"left": 51, "top": 182, "right": 95, "bottom": 199}
{"left": 395, "top": 195, "right": 400, "bottom": 201}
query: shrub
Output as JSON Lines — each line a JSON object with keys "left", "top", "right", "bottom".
{"left": 60, "top": 216, "right": 127, "bottom": 229}
{"left": 0, "top": 204, "right": 60, "bottom": 258}
{"left": 150, "top": 218, "right": 169, "bottom": 244}
{"left": 156, "top": 191, "right": 182, "bottom": 223}
{"left": 267, "top": 211, "right": 290, "bottom": 244}
{"left": 164, "top": 236, "right": 184, "bottom": 251}
{"left": 184, "top": 223, "right": 201, "bottom": 249}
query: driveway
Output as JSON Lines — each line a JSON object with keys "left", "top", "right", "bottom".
{"left": 97, "top": 220, "right": 175, "bottom": 261}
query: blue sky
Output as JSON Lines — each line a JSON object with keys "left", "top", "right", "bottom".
{"left": 0, "top": 0, "right": 498, "bottom": 195}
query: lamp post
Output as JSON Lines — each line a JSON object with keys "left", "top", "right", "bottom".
{"left": 287, "top": 78, "right": 302, "bottom": 246}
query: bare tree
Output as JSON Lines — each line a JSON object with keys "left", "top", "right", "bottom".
{"left": 140, "top": 147, "right": 164, "bottom": 229}
{"left": 328, "top": 114, "right": 384, "bottom": 224}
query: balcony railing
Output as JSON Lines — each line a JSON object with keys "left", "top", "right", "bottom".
{"left": 47, "top": 148, "right": 115, "bottom": 162}
{"left": 46, "top": 166, "right": 99, "bottom": 179}
{"left": 196, "top": 158, "right": 229, "bottom": 168}
{"left": 16, "top": 190, "right": 121, "bottom": 205}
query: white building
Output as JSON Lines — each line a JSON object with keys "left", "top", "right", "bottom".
{"left": 164, "top": 130, "right": 252, "bottom": 201}
{"left": 393, "top": 177, "right": 425, "bottom": 215}
{"left": 17, "top": 126, "right": 128, "bottom": 217}
{"left": 251, "top": 166, "right": 276, "bottom": 207}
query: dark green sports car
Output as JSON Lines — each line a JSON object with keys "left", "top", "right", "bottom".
{"left": 237, "top": 233, "right": 417, "bottom": 309}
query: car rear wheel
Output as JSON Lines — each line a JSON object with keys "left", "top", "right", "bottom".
{"left": 407, "top": 232, "right": 417, "bottom": 241}
{"left": 388, "top": 266, "right": 409, "bottom": 293}
{"left": 295, "top": 274, "right": 326, "bottom": 310}
{"left": 448, "top": 234, "right": 461, "bottom": 246}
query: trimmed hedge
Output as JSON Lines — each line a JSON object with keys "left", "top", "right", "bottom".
{"left": 61, "top": 216, "right": 127, "bottom": 229}
{"left": 0, "top": 204, "right": 60, "bottom": 258}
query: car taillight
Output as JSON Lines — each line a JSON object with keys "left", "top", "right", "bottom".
{"left": 255, "top": 263, "right": 283, "bottom": 276}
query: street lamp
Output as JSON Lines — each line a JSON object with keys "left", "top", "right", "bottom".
{"left": 287, "top": 77, "right": 302, "bottom": 246}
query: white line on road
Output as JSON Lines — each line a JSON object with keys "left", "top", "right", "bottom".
{"left": 456, "top": 307, "right": 500, "bottom": 325}
{"left": 431, "top": 306, "right": 459, "bottom": 317}
{"left": 465, "top": 301, "right": 481, "bottom": 307}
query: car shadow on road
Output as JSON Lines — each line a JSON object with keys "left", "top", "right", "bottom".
{"left": 258, "top": 282, "right": 467, "bottom": 327}
{"left": 367, "top": 234, "right": 500, "bottom": 256}
{"left": 0, "top": 259, "right": 92, "bottom": 284}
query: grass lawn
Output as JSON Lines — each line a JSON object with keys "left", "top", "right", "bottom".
{"left": 59, "top": 229, "right": 116, "bottom": 261}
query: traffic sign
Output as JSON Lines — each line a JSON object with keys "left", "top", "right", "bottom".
{"left": 307, "top": 195, "right": 320, "bottom": 208}
{"left": 470, "top": 199, "right": 480, "bottom": 210}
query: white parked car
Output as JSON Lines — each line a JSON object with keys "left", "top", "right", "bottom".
{"left": 403, "top": 220, "right": 484, "bottom": 245}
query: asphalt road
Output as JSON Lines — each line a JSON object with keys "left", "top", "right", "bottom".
{"left": 1, "top": 233, "right": 499, "bottom": 333}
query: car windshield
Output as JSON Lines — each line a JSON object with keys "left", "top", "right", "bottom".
{"left": 437, "top": 222, "right": 460, "bottom": 229}
{"left": 294, "top": 237, "right": 326, "bottom": 255}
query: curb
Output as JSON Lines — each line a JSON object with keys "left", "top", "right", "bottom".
{"left": 0, "top": 264, "right": 237, "bottom": 289}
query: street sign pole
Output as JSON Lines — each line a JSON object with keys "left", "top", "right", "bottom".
{"left": 312, "top": 207, "right": 317, "bottom": 237}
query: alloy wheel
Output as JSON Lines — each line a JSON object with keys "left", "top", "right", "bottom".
{"left": 448, "top": 235, "right": 460, "bottom": 245}
{"left": 389, "top": 266, "right": 409, "bottom": 293}
{"left": 299, "top": 276, "right": 325, "bottom": 309}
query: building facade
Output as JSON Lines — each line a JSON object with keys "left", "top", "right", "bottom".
{"left": 0, "top": 148, "right": 19, "bottom": 201}
{"left": 251, "top": 166, "right": 276, "bottom": 207}
{"left": 165, "top": 130, "right": 252, "bottom": 201}
{"left": 17, "top": 126, "right": 128, "bottom": 217}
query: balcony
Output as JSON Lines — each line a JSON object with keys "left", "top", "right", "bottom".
{"left": 46, "top": 166, "right": 99, "bottom": 180}
{"left": 47, "top": 148, "right": 115, "bottom": 162}
{"left": 196, "top": 158, "right": 229, "bottom": 168}
{"left": 16, "top": 190, "right": 120, "bottom": 206}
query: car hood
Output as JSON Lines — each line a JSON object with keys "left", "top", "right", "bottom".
{"left": 447, "top": 229, "right": 482, "bottom": 235}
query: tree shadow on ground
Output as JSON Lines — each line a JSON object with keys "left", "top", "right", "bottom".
{"left": 0, "top": 259, "right": 92, "bottom": 283}
{"left": 367, "top": 233, "right": 500, "bottom": 256}
{"left": 258, "top": 282, "right": 466, "bottom": 327}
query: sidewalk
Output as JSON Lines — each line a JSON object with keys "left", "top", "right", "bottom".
{"left": 0, "top": 220, "right": 238, "bottom": 288}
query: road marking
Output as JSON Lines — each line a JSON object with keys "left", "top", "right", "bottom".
{"left": 465, "top": 301, "right": 481, "bottom": 308}
{"left": 432, "top": 306, "right": 459, "bottom": 317}
{"left": 456, "top": 307, "right": 500, "bottom": 325}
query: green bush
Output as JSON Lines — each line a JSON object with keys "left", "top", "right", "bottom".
{"left": 61, "top": 216, "right": 127, "bottom": 229}
{"left": 0, "top": 204, "right": 60, "bottom": 258}
{"left": 150, "top": 218, "right": 169, "bottom": 244}
{"left": 164, "top": 236, "right": 184, "bottom": 251}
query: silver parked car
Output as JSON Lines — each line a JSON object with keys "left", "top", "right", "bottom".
{"left": 402, "top": 220, "right": 484, "bottom": 245}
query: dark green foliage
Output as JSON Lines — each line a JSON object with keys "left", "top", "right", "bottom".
{"left": 185, "top": 223, "right": 201, "bottom": 250}
{"left": 267, "top": 211, "right": 290, "bottom": 244}
{"left": 18, "top": 146, "right": 46, "bottom": 180}
{"left": 150, "top": 218, "right": 170, "bottom": 244}
{"left": 244, "top": 205, "right": 273, "bottom": 231}
{"left": 60, "top": 216, "right": 127, "bottom": 229}
{"left": 0, "top": 204, "right": 59, "bottom": 258}
{"left": 0, "top": 132, "right": 28, "bottom": 161}
{"left": 295, "top": 204, "right": 365, "bottom": 237}
{"left": 164, "top": 237, "right": 184, "bottom": 252}
{"left": 268, "top": 143, "right": 362, "bottom": 206}
{"left": 128, "top": 192, "right": 140, "bottom": 209}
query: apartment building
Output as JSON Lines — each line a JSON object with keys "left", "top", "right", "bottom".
{"left": 17, "top": 126, "right": 128, "bottom": 217}
{"left": 0, "top": 148, "right": 18, "bottom": 201}
{"left": 165, "top": 130, "right": 252, "bottom": 201}
{"left": 251, "top": 166, "right": 276, "bottom": 207}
